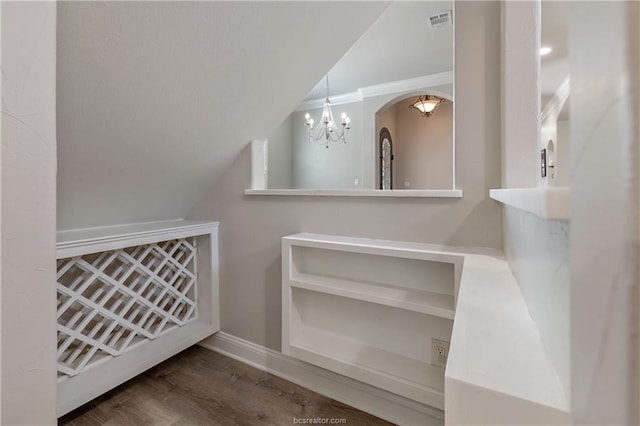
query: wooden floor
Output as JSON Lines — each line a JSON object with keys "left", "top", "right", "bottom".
{"left": 59, "top": 346, "right": 394, "bottom": 425}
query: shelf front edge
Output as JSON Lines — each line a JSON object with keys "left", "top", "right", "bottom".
{"left": 245, "top": 189, "right": 463, "bottom": 198}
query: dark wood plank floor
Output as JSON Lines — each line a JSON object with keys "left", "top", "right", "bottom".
{"left": 59, "top": 346, "right": 394, "bottom": 426}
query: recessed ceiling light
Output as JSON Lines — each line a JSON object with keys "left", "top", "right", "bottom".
{"left": 540, "top": 46, "right": 552, "bottom": 56}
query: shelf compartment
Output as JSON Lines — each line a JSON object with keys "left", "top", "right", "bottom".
{"left": 282, "top": 233, "right": 460, "bottom": 412}
{"left": 292, "top": 246, "right": 456, "bottom": 299}
{"left": 288, "top": 287, "right": 452, "bottom": 408}
{"left": 290, "top": 326, "right": 444, "bottom": 409}
{"left": 291, "top": 272, "right": 455, "bottom": 320}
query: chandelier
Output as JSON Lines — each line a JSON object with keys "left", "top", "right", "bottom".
{"left": 304, "top": 75, "right": 350, "bottom": 148}
{"left": 410, "top": 94, "right": 445, "bottom": 118}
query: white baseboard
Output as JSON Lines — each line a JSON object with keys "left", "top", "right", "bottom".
{"left": 199, "top": 332, "right": 444, "bottom": 426}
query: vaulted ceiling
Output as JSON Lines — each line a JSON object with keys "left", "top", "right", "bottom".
{"left": 57, "top": 1, "right": 390, "bottom": 229}
{"left": 304, "top": 1, "right": 453, "bottom": 101}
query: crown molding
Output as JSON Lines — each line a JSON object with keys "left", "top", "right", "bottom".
{"left": 296, "top": 70, "right": 454, "bottom": 112}
{"left": 541, "top": 76, "right": 570, "bottom": 122}
{"left": 295, "top": 91, "right": 363, "bottom": 111}
{"left": 358, "top": 70, "right": 453, "bottom": 98}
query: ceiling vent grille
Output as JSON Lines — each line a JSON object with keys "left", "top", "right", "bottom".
{"left": 428, "top": 10, "right": 453, "bottom": 29}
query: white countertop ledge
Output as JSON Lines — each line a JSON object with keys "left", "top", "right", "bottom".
{"left": 446, "top": 250, "right": 570, "bottom": 424}
{"left": 57, "top": 219, "right": 219, "bottom": 258}
{"left": 489, "top": 187, "right": 570, "bottom": 221}
{"left": 244, "top": 189, "right": 463, "bottom": 198}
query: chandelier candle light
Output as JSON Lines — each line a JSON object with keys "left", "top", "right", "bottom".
{"left": 304, "top": 75, "right": 350, "bottom": 148}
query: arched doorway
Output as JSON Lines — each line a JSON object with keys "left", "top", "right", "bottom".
{"left": 379, "top": 127, "right": 393, "bottom": 190}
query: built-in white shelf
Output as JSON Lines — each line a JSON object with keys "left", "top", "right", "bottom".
{"left": 245, "top": 189, "right": 463, "bottom": 198}
{"left": 282, "top": 233, "right": 462, "bottom": 411}
{"left": 489, "top": 187, "right": 570, "bottom": 221}
{"left": 291, "top": 273, "right": 455, "bottom": 320}
{"left": 282, "top": 233, "right": 570, "bottom": 423}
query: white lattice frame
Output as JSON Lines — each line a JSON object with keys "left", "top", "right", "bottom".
{"left": 56, "top": 238, "right": 198, "bottom": 378}
{"left": 55, "top": 221, "right": 219, "bottom": 417}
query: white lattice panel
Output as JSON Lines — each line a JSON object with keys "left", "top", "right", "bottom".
{"left": 56, "top": 238, "right": 197, "bottom": 378}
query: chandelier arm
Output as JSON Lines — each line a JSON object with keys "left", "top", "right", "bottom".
{"left": 303, "top": 73, "right": 349, "bottom": 146}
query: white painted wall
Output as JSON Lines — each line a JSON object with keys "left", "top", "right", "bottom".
{"left": 502, "top": 207, "right": 570, "bottom": 398}
{"left": 392, "top": 98, "right": 453, "bottom": 189}
{"left": 569, "top": 1, "right": 639, "bottom": 423}
{"left": 1, "top": 2, "right": 57, "bottom": 424}
{"left": 267, "top": 115, "right": 293, "bottom": 189}
{"left": 191, "top": 0, "right": 501, "bottom": 351}
{"left": 501, "top": 1, "right": 539, "bottom": 188}
{"left": 56, "top": 1, "right": 389, "bottom": 230}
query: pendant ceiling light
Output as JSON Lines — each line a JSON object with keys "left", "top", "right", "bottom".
{"left": 304, "top": 75, "right": 350, "bottom": 148}
{"left": 410, "top": 94, "right": 445, "bottom": 118}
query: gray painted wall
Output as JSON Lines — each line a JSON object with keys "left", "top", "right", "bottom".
{"left": 267, "top": 115, "right": 293, "bottom": 189}
{"left": 56, "top": 1, "right": 389, "bottom": 230}
{"left": 191, "top": 0, "right": 502, "bottom": 351}
{"left": 556, "top": 119, "right": 570, "bottom": 186}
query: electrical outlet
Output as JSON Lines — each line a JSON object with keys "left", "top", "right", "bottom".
{"left": 354, "top": 178, "right": 359, "bottom": 186}
{"left": 431, "top": 338, "right": 449, "bottom": 368}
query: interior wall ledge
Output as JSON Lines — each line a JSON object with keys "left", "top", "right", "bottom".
{"left": 489, "top": 187, "right": 570, "bottom": 221}
{"left": 244, "top": 189, "right": 463, "bottom": 198}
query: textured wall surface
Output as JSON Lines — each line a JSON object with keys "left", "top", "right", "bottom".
{"left": 569, "top": 1, "right": 639, "bottom": 423}
{"left": 503, "top": 206, "right": 570, "bottom": 400}
{"left": 1, "top": 2, "right": 58, "bottom": 424}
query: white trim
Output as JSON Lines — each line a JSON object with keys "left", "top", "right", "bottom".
{"left": 541, "top": 77, "right": 570, "bottom": 122}
{"left": 296, "top": 91, "right": 363, "bottom": 111}
{"left": 359, "top": 71, "right": 453, "bottom": 99}
{"left": 251, "top": 139, "right": 268, "bottom": 190}
{"left": 489, "top": 187, "right": 570, "bottom": 221}
{"left": 199, "top": 332, "right": 444, "bottom": 426}
{"left": 57, "top": 218, "right": 184, "bottom": 235}
{"left": 297, "top": 71, "right": 454, "bottom": 111}
{"left": 57, "top": 220, "right": 219, "bottom": 258}
{"left": 244, "top": 189, "right": 463, "bottom": 198}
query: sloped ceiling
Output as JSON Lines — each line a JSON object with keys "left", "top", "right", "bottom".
{"left": 304, "top": 0, "right": 453, "bottom": 100}
{"left": 57, "top": 1, "right": 389, "bottom": 230}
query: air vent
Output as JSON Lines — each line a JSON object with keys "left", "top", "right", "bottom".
{"left": 428, "top": 10, "right": 453, "bottom": 29}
